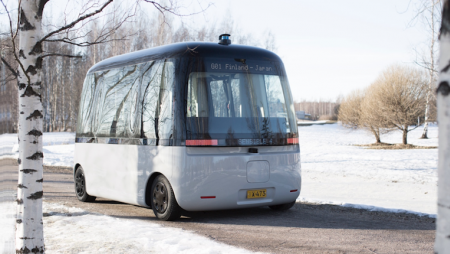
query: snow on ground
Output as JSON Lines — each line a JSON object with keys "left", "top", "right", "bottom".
{"left": 0, "top": 132, "right": 75, "bottom": 167}
{"left": 0, "top": 133, "right": 19, "bottom": 158}
{"left": 0, "top": 124, "right": 439, "bottom": 252}
{"left": 0, "top": 201, "right": 259, "bottom": 254}
{"left": 297, "top": 123, "right": 438, "bottom": 217}
{"left": 0, "top": 192, "right": 16, "bottom": 253}
{"left": 0, "top": 124, "right": 438, "bottom": 216}
{"left": 42, "top": 203, "right": 260, "bottom": 254}
{"left": 41, "top": 145, "right": 74, "bottom": 167}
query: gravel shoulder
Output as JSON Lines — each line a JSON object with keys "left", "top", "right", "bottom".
{"left": 1, "top": 160, "right": 436, "bottom": 254}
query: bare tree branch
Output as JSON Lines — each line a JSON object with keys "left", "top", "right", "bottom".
{"left": 44, "top": 34, "right": 131, "bottom": 47}
{"left": 13, "top": 0, "right": 21, "bottom": 41}
{"left": 142, "top": 0, "right": 212, "bottom": 28}
{"left": 413, "top": 59, "right": 439, "bottom": 73}
{"left": 38, "top": 0, "right": 113, "bottom": 44}
{"left": 143, "top": 0, "right": 212, "bottom": 17}
{"left": 1, "top": 56, "right": 18, "bottom": 77}
{"left": 0, "top": 0, "right": 29, "bottom": 83}
{"left": 41, "top": 53, "right": 82, "bottom": 59}
{"left": 41, "top": 1, "right": 138, "bottom": 51}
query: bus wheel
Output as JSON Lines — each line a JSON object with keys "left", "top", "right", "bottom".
{"left": 74, "top": 166, "right": 96, "bottom": 202}
{"left": 151, "top": 175, "right": 181, "bottom": 221}
{"left": 269, "top": 201, "right": 296, "bottom": 211}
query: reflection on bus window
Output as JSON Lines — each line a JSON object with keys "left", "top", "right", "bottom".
{"left": 76, "top": 60, "right": 174, "bottom": 140}
{"left": 187, "top": 72, "right": 291, "bottom": 135}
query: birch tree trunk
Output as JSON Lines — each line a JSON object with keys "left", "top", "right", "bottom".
{"left": 62, "top": 65, "right": 65, "bottom": 131}
{"left": 16, "top": 1, "right": 45, "bottom": 253}
{"left": 422, "top": 0, "right": 439, "bottom": 139}
{"left": 7, "top": 0, "right": 197, "bottom": 251}
{"left": 51, "top": 70, "right": 56, "bottom": 131}
{"left": 69, "top": 61, "right": 73, "bottom": 131}
{"left": 436, "top": 1, "right": 450, "bottom": 252}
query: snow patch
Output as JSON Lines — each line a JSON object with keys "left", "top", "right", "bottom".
{"left": 0, "top": 124, "right": 438, "bottom": 252}
{"left": 43, "top": 203, "right": 260, "bottom": 254}
{"left": 0, "top": 132, "right": 75, "bottom": 167}
{"left": 0, "top": 191, "right": 16, "bottom": 254}
{"left": 298, "top": 123, "right": 437, "bottom": 216}
{"left": 297, "top": 198, "right": 436, "bottom": 218}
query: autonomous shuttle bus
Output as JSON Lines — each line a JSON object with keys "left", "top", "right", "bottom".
{"left": 74, "top": 34, "right": 301, "bottom": 220}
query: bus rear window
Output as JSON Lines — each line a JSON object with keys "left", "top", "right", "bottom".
{"left": 186, "top": 71, "right": 297, "bottom": 145}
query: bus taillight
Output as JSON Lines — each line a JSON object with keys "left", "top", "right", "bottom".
{"left": 287, "top": 138, "right": 299, "bottom": 144}
{"left": 186, "top": 140, "right": 218, "bottom": 146}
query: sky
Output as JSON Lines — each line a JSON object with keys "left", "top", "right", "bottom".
{"left": 1, "top": 0, "right": 434, "bottom": 101}
{"left": 178, "top": 0, "right": 435, "bottom": 101}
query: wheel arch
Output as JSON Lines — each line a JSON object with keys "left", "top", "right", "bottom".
{"left": 73, "top": 163, "right": 81, "bottom": 176}
{"left": 144, "top": 172, "right": 163, "bottom": 207}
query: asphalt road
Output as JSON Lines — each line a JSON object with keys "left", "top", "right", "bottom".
{"left": 1, "top": 159, "right": 436, "bottom": 253}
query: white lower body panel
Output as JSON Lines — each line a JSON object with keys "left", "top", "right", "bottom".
{"left": 74, "top": 144, "right": 301, "bottom": 212}
{"left": 74, "top": 143, "right": 172, "bottom": 207}
{"left": 171, "top": 146, "right": 301, "bottom": 211}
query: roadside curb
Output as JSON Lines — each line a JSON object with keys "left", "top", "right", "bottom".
{"left": 0, "top": 158, "right": 72, "bottom": 174}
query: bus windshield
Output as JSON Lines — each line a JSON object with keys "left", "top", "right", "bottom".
{"left": 186, "top": 70, "right": 297, "bottom": 146}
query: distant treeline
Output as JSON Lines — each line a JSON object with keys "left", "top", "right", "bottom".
{"left": 294, "top": 100, "right": 340, "bottom": 120}
{"left": 0, "top": 9, "right": 277, "bottom": 134}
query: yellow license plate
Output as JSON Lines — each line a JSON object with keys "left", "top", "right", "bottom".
{"left": 247, "top": 189, "right": 267, "bottom": 199}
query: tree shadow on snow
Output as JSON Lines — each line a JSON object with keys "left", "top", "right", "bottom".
{"left": 173, "top": 202, "right": 436, "bottom": 231}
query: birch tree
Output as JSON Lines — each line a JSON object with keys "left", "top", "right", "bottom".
{"left": 421, "top": 0, "right": 440, "bottom": 139}
{"left": 1, "top": 0, "right": 130, "bottom": 252}
{"left": 436, "top": 1, "right": 450, "bottom": 252}
{"left": 411, "top": 0, "right": 442, "bottom": 138}
{"left": 0, "top": 1, "right": 211, "bottom": 251}
{"left": 2, "top": 2, "right": 272, "bottom": 135}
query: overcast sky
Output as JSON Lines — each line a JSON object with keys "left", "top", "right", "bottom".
{"left": 2, "top": 0, "right": 434, "bottom": 101}
{"left": 180, "top": 0, "right": 435, "bottom": 101}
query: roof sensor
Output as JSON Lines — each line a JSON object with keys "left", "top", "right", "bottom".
{"left": 219, "top": 34, "right": 231, "bottom": 45}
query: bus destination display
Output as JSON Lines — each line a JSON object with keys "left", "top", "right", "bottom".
{"left": 205, "top": 58, "right": 278, "bottom": 75}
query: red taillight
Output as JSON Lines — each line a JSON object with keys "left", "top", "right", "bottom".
{"left": 201, "top": 196, "right": 216, "bottom": 199}
{"left": 287, "top": 138, "right": 299, "bottom": 144}
{"left": 290, "top": 189, "right": 298, "bottom": 192}
{"left": 186, "top": 140, "right": 218, "bottom": 146}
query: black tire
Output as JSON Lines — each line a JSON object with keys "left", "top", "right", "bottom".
{"left": 269, "top": 201, "right": 296, "bottom": 211}
{"left": 74, "top": 166, "right": 96, "bottom": 202}
{"left": 150, "top": 175, "right": 181, "bottom": 221}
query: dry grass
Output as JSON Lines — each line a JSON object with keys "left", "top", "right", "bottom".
{"left": 354, "top": 143, "right": 437, "bottom": 150}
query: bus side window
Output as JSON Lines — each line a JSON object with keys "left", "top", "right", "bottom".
{"left": 140, "top": 60, "right": 174, "bottom": 141}
{"left": 187, "top": 73, "right": 209, "bottom": 118}
{"left": 264, "top": 75, "right": 287, "bottom": 118}
{"left": 187, "top": 76, "right": 196, "bottom": 117}
{"left": 127, "top": 81, "right": 141, "bottom": 138}
{"left": 158, "top": 61, "right": 174, "bottom": 140}
{"left": 96, "top": 65, "right": 139, "bottom": 138}
{"left": 231, "top": 78, "right": 241, "bottom": 117}
{"left": 76, "top": 73, "right": 97, "bottom": 137}
{"left": 140, "top": 61, "right": 160, "bottom": 139}
{"left": 209, "top": 79, "right": 227, "bottom": 117}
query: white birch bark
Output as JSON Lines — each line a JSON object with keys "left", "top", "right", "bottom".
{"left": 436, "top": 1, "right": 450, "bottom": 252}
{"left": 422, "top": 0, "right": 439, "bottom": 139}
{"left": 16, "top": 1, "right": 45, "bottom": 253}
{"left": 69, "top": 62, "right": 73, "bottom": 130}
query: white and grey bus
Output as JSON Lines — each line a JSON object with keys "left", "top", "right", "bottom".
{"left": 74, "top": 34, "right": 301, "bottom": 220}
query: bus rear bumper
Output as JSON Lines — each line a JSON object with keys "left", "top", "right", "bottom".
{"left": 172, "top": 146, "right": 301, "bottom": 212}
{"left": 174, "top": 177, "right": 301, "bottom": 211}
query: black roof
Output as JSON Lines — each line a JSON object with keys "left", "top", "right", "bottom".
{"left": 88, "top": 42, "right": 282, "bottom": 73}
